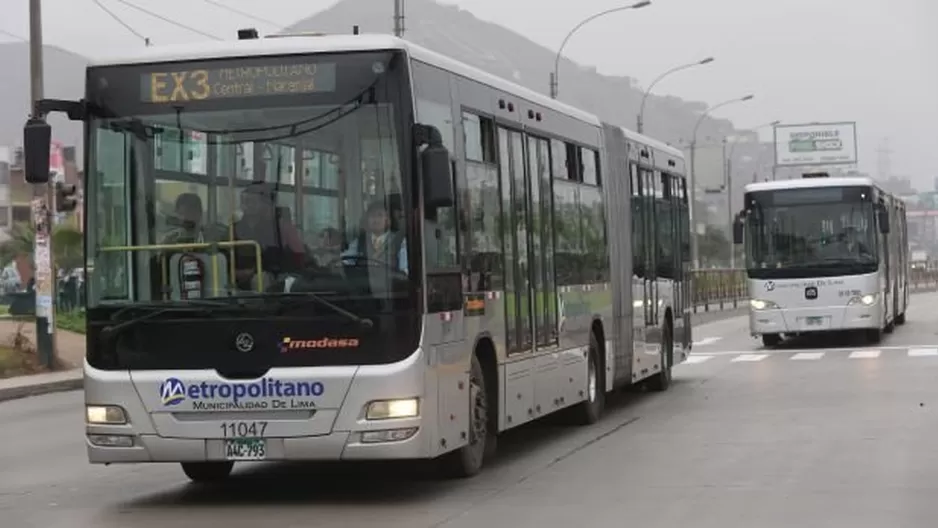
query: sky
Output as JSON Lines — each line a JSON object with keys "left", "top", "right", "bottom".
{"left": 1, "top": 0, "right": 936, "bottom": 186}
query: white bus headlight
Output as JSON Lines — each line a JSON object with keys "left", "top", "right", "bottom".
{"left": 86, "top": 405, "right": 127, "bottom": 425}
{"left": 750, "top": 299, "right": 778, "bottom": 310}
{"left": 848, "top": 294, "right": 878, "bottom": 306}
{"left": 365, "top": 398, "right": 419, "bottom": 420}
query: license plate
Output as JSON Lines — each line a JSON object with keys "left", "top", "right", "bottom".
{"left": 225, "top": 438, "right": 266, "bottom": 460}
{"left": 806, "top": 316, "right": 824, "bottom": 326}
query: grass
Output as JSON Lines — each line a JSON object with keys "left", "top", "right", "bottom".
{"left": 56, "top": 310, "right": 86, "bottom": 334}
{"left": 0, "top": 324, "right": 46, "bottom": 379}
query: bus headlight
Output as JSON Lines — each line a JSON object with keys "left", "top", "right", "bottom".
{"left": 848, "top": 294, "right": 878, "bottom": 306}
{"left": 86, "top": 405, "right": 127, "bottom": 425}
{"left": 750, "top": 299, "right": 778, "bottom": 310}
{"left": 365, "top": 398, "right": 419, "bottom": 420}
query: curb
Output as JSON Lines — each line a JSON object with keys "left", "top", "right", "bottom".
{"left": 0, "top": 372, "right": 84, "bottom": 403}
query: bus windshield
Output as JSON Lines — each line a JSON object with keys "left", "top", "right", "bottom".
{"left": 84, "top": 50, "right": 416, "bottom": 309}
{"left": 744, "top": 186, "right": 878, "bottom": 277}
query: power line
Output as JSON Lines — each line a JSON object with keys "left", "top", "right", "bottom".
{"left": 0, "top": 27, "right": 27, "bottom": 41}
{"left": 112, "top": 0, "right": 223, "bottom": 41}
{"left": 200, "top": 0, "right": 284, "bottom": 29}
{"left": 92, "top": 0, "right": 150, "bottom": 45}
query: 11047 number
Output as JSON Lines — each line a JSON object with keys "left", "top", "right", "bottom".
{"left": 220, "top": 421, "right": 268, "bottom": 438}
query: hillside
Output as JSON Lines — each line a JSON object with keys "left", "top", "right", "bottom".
{"left": 0, "top": 42, "right": 86, "bottom": 150}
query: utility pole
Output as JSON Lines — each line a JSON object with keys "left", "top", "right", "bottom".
{"left": 393, "top": 0, "right": 405, "bottom": 38}
{"left": 29, "top": 0, "right": 57, "bottom": 369}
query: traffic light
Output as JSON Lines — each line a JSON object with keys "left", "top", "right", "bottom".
{"left": 55, "top": 181, "right": 79, "bottom": 213}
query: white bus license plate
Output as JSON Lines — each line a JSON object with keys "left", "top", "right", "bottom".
{"left": 806, "top": 316, "right": 824, "bottom": 326}
{"left": 225, "top": 438, "right": 266, "bottom": 460}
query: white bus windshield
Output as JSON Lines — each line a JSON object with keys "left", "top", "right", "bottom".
{"left": 84, "top": 51, "right": 415, "bottom": 308}
{"left": 745, "top": 186, "right": 878, "bottom": 272}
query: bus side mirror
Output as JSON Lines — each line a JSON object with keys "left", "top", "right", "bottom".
{"left": 23, "top": 117, "right": 52, "bottom": 184}
{"left": 732, "top": 212, "right": 745, "bottom": 244}
{"left": 877, "top": 205, "right": 890, "bottom": 234}
{"left": 415, "top": 124, "right": 454, "bottom": 209}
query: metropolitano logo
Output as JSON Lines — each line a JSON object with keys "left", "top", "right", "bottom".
{"left": 159, "top": 377, "right": 187, "bottom": 406}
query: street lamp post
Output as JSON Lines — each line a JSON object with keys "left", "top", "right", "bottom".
{"left": 689, "top": 94, "right": 754, "bottom": 268}
{"left": 637, "top": 57, "right": 714, "bottom": 134}
{"left": 549, "top": 1, "right": 651, "bottom": 99}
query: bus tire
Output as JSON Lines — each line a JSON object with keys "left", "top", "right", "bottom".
{"left": 181, "top": 462, "right": 233, "bottom": 483}
{"left": 648, "top": 320, "right": 673, "bottom": 392}
{"left": 761, "top": 334, "right": 782, "bottom": 348}
{"left": 866, "top": 328, "right": 882, "bottom": 344}
{"left": 896, "top": 312, "right": 906, "bottom": 325}
{"left": 439, "top": 353, "right": 494, "bottom": 478}
{"left": 570, "top": 332, "right": 605, "bottom": 425}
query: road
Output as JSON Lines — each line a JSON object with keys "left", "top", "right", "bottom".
{"left": 4, "top": 294, "right": 938, "bottom": 527}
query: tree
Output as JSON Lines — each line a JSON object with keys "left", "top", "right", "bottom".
{"left": 0, "top": 222, "right": 85, "bottom": 272}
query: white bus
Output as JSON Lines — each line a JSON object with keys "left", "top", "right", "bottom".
{"left": 733, "top": 175, "right": 908, "bottom": 346}
{"left": 24, "top": 30, "right": 692, "bottom": 481}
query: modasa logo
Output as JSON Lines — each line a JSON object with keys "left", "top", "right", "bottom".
{"left": 279, "top": 336, "right": 360, "bottom": 353}
{"left": 158, "top": 377, "right": 324, "bottom": 408}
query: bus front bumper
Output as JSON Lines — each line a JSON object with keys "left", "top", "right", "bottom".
{"left": 750, "top": 303, "right": 880, "bottom": 335}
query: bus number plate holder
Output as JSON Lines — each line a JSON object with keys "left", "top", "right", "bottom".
{"left": 805, "top": 316, "right": 824, "bottom": 327}
{"left": 225, "top": 438, "right": 267, "bottom": 460}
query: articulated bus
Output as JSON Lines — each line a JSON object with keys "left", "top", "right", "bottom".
{"left": 733, "top": 175, "right": 908, "bottom": 346}
{"left": 24, "top": 31, "right": 692, "bottom": 481}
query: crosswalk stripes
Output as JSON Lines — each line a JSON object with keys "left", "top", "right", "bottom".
{"left": 682, "top": 347, "right": 938, "bottom": 366}
{"left": 791, "top": 352, "right": 825, "bottom": 360}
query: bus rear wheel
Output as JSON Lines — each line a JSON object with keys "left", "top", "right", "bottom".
{"left": 647, "top": 321, "right": 673, "bottom": 392}
{"left": 181, "top": 461, "right": 233, "bottom": 483}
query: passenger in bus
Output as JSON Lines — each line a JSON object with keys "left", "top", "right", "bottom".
{"left": 341, "top": 200, "right": 408, "bottom": 273}
{"left": 162, "top": 193, "right": 217, "bottom": 244}
{"left": 230, "top": 182, "right": 307, "bottom": 290}
{"left": 313, "top": 227, "right": 343, "bottom": 267}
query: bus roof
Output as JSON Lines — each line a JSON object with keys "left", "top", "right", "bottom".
{"left": 88, "top": 32, "right": 601, "bottom": 127}
{"left": 744, "top": 176, "right": 877, "bottom": 193}
{"left": 621, "top": 127, "right": 684, "bottom": 159}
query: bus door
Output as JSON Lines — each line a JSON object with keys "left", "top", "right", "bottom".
{"left": 640, "top": 164, "right": 659, "bottom": 329}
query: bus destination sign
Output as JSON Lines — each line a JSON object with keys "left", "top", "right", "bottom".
{"left": 141, "top": 62, "right": 337, "bottom": 103}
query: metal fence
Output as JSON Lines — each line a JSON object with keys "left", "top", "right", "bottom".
{"left": 689, "top": 268, "right": 938, "bottom": 313}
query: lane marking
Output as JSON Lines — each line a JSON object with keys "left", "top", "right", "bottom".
{"left": 684, "top": 355, "right": 713, "bottom": 364}
{"left": 908, "top": 348, "right": 938, "bottom": 357}
{"left": 791, "top": 352, "right": 825, "bottom": 360}
{"left": 849, "top": 350, "right": 881, "bottom": 359}
{"left": 692, "top": 337, "right": 722, "bottom": 347}
{"left": 691, "top": 344, "right": 929, "bottom": 357}
{"left": 731, "top": 354, "right": 769, "bottom": 362}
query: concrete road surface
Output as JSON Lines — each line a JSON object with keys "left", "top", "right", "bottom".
{"left": 4, "top": 294, "right": 938, "bottom": 527}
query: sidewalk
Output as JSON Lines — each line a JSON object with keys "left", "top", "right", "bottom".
{"left": 0, "top": 318, "right": 85, "bottom": 402}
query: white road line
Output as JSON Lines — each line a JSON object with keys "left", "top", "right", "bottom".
{"left": 684, "top": 355, "right": 714, "bottom": 364}
{"left": 849, "top": 350, "right": 881, "bottom": 359}
{"left": 908, "top": 348, "right": 938, "bottom": 357}
{"left": 731, "top": 354, "right": 769, "bottom": 362}
{"left": 791, "top": 352, "right": 825, "bottom": 360}
{"left": 692, "top": 337, "right": 722, "bottom": 347}
{"left": 692, "top": 344, "right": 925, "bottom": 357}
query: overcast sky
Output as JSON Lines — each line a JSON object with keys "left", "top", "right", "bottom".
{"left": 2, "top": 0, "right": 936, "bottom": 186}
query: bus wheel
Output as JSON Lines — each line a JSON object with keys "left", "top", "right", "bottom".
{"left": 648, "top": 322, "right": 673, "bottom": 392}
{"left": 571, "top": 332, "right": 605, "bottom": 425}
{"left": 865, "top": 328, "right": 882, "bottom": 344}
{"left": 761, "top": 334, "right": 782, "bottom": 348}
{"left": 440, "top": 354, "right": 493, "bottom": 478}
{"left": 181, "top": 462, "right": 233, "bottom": 483}
{"left": 896, "top": 312, "right": 907, "bottom": 325}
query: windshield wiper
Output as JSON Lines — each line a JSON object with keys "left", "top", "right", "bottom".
{"left": 101, "top": 300, "right": 242, "bottom": 343}
{"left": 272, "top": 293, "right": 374, "bottom": 329}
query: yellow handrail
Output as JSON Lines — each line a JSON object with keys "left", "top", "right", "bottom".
{"left": 98, "top": 240, "right": 264, "bottom": 296}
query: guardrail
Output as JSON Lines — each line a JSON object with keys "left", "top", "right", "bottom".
{"left": 689, "top": 268, "right": 938, "bottom": 313}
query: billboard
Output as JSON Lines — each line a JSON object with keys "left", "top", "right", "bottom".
{"left": 773, "top": 121, "right": 857, "bottom": 167}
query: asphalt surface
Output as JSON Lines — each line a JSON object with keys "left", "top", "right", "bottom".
{"left": 4, "top": 294, "right": 938, "bottom": 527}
